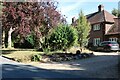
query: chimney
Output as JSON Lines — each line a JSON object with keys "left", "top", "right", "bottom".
{"left": 98, "top": 5, "right": 104, "bottom": 12}
{"left": 72, "top": 17, "right": 76, "bottom": 24}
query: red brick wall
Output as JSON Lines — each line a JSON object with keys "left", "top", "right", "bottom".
{"left": 89, "top": 22, "right": 105, "bottom": 44}
{"left": 105, "top": 34, "right": 120, "bottom": 44}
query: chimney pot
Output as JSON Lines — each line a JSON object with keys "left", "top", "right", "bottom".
{"left": 72, "top": 17, "right": 76, "bottom": 23}
{"left": 98, "top": 5, "right": 104, "bottom": 12}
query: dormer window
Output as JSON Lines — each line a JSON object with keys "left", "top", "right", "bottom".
{"left": 93, "top": 24, "right": 100, "bottom": 31}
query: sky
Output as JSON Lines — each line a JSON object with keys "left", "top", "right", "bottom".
{"left": 57, "top": 0, "right": 119, "bottom": 24}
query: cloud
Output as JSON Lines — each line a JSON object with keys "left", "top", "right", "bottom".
{"left": 57, "top": 0, "right": 119, "bottom": 24}
{"left": 57, "top": 0, "right": 87, "bottom": 24}
{"left": 57, "top": 1, "right": 83, "bottom": 24}
{"left": 59, "top": 2, "right": 82, "bottom": 14}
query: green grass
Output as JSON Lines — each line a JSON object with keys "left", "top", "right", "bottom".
{"left": 2, "top": 47, "right": 92, "bottom": 63}
{"left": 2, "top": 49, "right": 44, "bottom": 62}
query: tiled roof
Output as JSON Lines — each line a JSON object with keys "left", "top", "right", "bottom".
{"left": 87, "top": 10, "right": 116, "bottom": 24}
{"left": 106, "top": 18, "right": 120, "bottom": 35}
{"left": 86, "top": 12, "right": 98, "bottom": 19}
{"left": 72, "top": 5, "right": 119, "bottom": 35}
{"left": 104, "top": 10, "right": 117, "bottom": 22}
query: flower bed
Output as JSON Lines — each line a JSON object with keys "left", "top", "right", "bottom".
{"left": 3, "top": 49, "right": 94, "bottom": 63}
{"left": 40, "top": 52, "right": 94, "bottom": 62}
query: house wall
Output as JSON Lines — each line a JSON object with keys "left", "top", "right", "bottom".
{"left": 89, "top": 23, "right": 105, "bottom": 45}
{"left": 105, "top": 24, "right": 113, "bottom": 34}
{"left": 105, "top": 34, "right": 120, "bottom": 44}
{"left": 89, "top": 22, "right": 117, "bottom": 46}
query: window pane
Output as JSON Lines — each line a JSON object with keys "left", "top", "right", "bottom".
{"left": 93, "top": 24, "right": 100, "bottom": 31}
{"left": 93, "top": 38, "right": 101, "bottom": 46}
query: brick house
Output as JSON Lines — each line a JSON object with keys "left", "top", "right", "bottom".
{"left": 72, "top": 4, "right": 120, "bottom": 46}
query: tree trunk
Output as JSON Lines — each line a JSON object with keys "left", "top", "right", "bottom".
{"left": 8, "top": 27, "right": 14, "bottom": 48}
{"left": 2, "top": 31, "right": 5, "bottom": 48}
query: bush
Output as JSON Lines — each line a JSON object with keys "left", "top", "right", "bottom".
{"left": 48, "top": 24, "right": 78, "bottom": 51}
{"left": 41, "top": 37, "right": 51, "bottom": 52}
{"left": 31, "top": 54, "right": 42, "bottom": 62}
{"left": 26, "top": 33, "right": 35, "bottom": 47}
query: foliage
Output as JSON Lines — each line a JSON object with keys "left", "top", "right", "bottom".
{"left": 0, "top": 2, "right": 3, "bottom": 16}
{"left": 31, "top": 54, "right": 42, "bottom": 62}
{"left": 26, "top": 33, "right": 35, "bottom": 47}
{"left": 47, "top": 24, "right": 78, "bottom": 51}
{"left": 2, "top": 1, "right": 66, "bottom": 48}
{"left": 112, "top": 8, "right": 120, "bottom": 17}
{"left": 75, "top": 10, "right": 91, "bottom": 48}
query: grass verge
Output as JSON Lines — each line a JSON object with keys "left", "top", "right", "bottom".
{"left": 2, "top": 49, "right": 44, "bottom": 62}
{"left": 2, "top": 47, "right": 92, "bottom": 63}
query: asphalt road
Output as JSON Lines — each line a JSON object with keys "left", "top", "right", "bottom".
{"left": 1, "top": 52, "right": 119, "bottom": 79}
{"left": 1, "top": 56, "right": 80, "bottom": 79}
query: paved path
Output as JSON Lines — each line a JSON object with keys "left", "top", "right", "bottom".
{"left": 1, "top": 52, "right": 119, "bottom": 79}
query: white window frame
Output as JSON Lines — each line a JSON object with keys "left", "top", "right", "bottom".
{"left": 93, "top": 24, "right": 100, "bottom": 31}
{"left": 109, "top": 38, "right": 118, "bottom": 42}
{"left": 93, "top": 38, "right": 101, "bottom": 46}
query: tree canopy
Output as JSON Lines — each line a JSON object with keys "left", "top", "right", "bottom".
{"left": 75, "top": 10, "right": 91, "bottom": 48}
{"left": 47, "top": 24, "right": 78, "bottom": 51}
{"left": 2, "top": 1, "right": 66, "bottom": 48}
{"left": 112, "top": 8, "right": 120, "bottom": 17}
{"left": 2, "top": 1, "right": 66, "bottom": 37}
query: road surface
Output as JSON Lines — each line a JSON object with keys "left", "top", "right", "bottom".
{"left": 1, "top": 52, "right": 119, "bottom": 79}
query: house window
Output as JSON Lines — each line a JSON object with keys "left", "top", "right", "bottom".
{"left": 93, "top": 24, "right": 100, "bottom": 31}
{"left": 109, "top": 38, "right": 118, "bottom": 42}
{"left": 93, "top": 38, "right": 101, "bottom": 46}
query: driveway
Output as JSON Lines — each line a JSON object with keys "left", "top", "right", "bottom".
{"left": 1, "top": 52, "right": 119, "bottom": 79}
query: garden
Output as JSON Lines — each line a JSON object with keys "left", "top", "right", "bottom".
{"left": 1, "top": 1, "right": 94, "bottom": 63}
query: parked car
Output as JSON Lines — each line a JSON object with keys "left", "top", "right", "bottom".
{"left": 97, "top": 41, "right": 120, "bottom": 51}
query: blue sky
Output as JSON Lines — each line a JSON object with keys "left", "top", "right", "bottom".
{"left": 57, "top": 0, "right": 119, "bottom": 24}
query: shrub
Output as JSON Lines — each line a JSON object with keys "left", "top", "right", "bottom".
{"left": 31, "top": 54, "right": 42, "bottom": 62}
{"left": 48, "top": 24, "right": 78, "bottom": 51}
{"left": 41, "top": 37, "right": 51, "bottom": 52}
{"left": 26, "top": 33, "right": 35, "bottom": 47}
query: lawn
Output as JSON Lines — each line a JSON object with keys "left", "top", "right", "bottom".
{"left": 2, "top": 47, "right": 92, "bottom": 63}
{"left": 2, "top": 49, "right": 44, "bottom": 62}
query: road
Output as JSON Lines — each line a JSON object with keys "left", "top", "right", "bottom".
{"left": 1, "top": 52, "right": 119, "bottom": 79}
{"left": 1, "top": 56, "right": 80, "bottom": 79}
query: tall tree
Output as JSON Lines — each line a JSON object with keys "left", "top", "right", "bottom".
{"left": 2, "top": 1, "right": 66, "bottom": 48}
{"left": 112, "top": 8, "right": 120, "bottom": 17}
{"left": 75, "top": 10, "right": 90, "bottom": 51}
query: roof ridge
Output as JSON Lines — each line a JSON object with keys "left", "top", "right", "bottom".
{"left": 103, "top": 10, "right": 106, "bottom": 22}
{"left": 86, "top": 12, "right": 98, "bottom": 19}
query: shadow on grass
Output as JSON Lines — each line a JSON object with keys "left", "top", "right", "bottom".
{"left": 2, "top": 49, "right": 36, "bottom": 54}
{"left": 2, "top": 50, "right": 17, "bottom": 54}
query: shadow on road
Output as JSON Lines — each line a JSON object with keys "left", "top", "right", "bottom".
{"left": 1, "top": 54, "right": 120, "bottom": 80}
{"left": 2, "top": 64, "right": 81, "bottom": 78}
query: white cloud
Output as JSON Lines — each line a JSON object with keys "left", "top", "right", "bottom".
{"left": 57, "top": 1, "right": 83, "bottom": 24}
{"left": 57, "top": 0, "right": 119, "bottom": 24}
{"left": 58, "top": 2, "right": 82, "bottom": 14}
